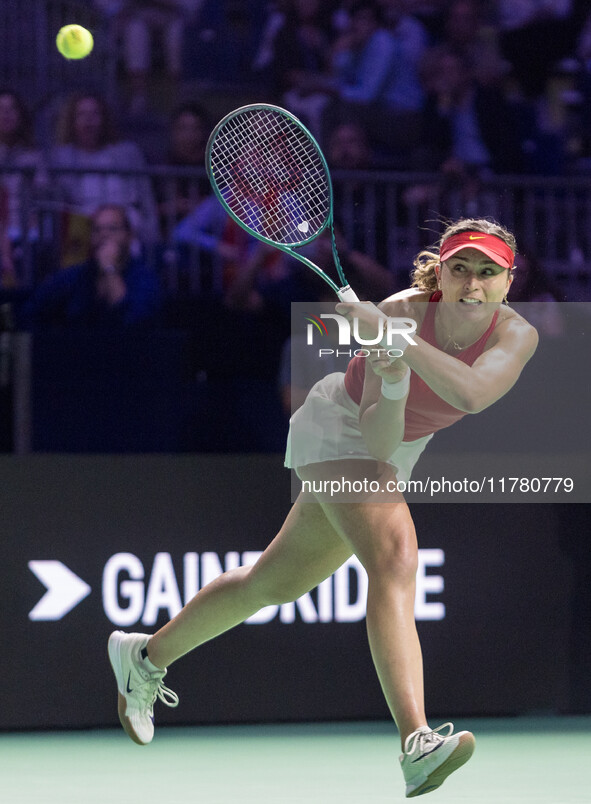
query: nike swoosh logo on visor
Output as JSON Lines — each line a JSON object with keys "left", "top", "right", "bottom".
{"left": 126, "top": 672, "right": 134, "bottom": 694}
{"left": 468, "top": 235, "right": 486, "bottom": 240}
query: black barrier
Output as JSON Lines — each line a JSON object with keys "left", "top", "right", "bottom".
{"left": 1, "top": 454, "right": 584, "bottom": 731}
{"left": 28, "top": 326, "right": 288, "bottom": 454}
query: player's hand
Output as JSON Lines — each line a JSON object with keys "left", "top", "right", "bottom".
{"left": 367, "top": 349, "right": 409, "bottom": 384}
{"left": 335, "top": 300, "right": 385, "bottom": 340}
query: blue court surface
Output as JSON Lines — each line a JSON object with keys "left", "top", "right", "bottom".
{"left": 2, "top": 716, "right": 588, "bottom": 803}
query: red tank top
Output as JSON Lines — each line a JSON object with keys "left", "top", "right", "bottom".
{"left": 343, "top": 291, "right": 500, "bottom": 441}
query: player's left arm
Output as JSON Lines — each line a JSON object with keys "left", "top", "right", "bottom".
{"left": 401, "top": 317, "right": 539, "bottom": 413}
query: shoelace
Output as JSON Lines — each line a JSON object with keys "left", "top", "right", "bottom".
{"left": 153, "top": 681, "right": 179, "bottom": 709}
{"left": 404, "top": 722, "right": 454, "bottom": 757}
{"left": 136, "top": 670, "right": 180, "bottom": 712}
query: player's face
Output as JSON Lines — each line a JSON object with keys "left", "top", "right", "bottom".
{"left": 439, "top": 247, "right": 512, "bottom": 308}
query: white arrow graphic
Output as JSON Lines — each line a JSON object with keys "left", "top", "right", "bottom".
{"left": 28, "top": 561, "right": 91, "bottom": 621}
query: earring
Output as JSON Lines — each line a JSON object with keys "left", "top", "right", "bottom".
{"left": 503, "top": 293, "right": 509, "bottom": 305}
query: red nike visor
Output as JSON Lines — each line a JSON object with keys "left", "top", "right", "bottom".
{"left": 439, "top": 232, "right": 514, "bottom": 269}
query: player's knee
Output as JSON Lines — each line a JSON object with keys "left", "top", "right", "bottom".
{"left": 360, "top": 527, "right": 418, "bottom": 587}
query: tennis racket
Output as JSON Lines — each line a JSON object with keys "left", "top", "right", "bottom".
{"left": 205, "top": 103, "right": 360, "bottom": 302}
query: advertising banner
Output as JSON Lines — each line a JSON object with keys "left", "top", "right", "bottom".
{"left": 1, "top": 455, "right": 578, "bottom": 730}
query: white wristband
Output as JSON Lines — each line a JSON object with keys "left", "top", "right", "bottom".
{"left": 381, "top": 372, "right": 410, "bottom": 400}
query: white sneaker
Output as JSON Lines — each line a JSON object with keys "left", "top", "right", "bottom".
{"left": 107, "top": 631, "right": 179, "bottom": 745}
{"left": 400, "top": 723, "right": 475, "bottom": 797}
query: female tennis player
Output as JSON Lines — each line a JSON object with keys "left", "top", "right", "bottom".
{"left": 108, "top": 217, "right": 538, "bottom": 798}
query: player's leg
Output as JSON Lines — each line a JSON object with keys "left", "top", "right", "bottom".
{"left": 299, "top": 459, "right": 475, "bottom": 797}
{"left": 108, "top": 492, "right": 352, "bottom": 744}
{"left": 299, "top": 459, "right": 425, "bottom": 743}
{"left": 147, "top": 493, "right": 353, "bottom": 667}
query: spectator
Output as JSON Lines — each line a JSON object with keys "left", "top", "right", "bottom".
{"left": 377, "top": 0, "right": 429, "bottom": 113}
{"left": 327, "top": 118, "right": 373, "bottom": 169}
{"left": 172, "top": 194, "right": 247, "bottom": 294}
{"left": 419, "top": 46, "right": 526, "bottom": 174}
{"left": 251, "top": 0, "right": 285, "bottom": 74}
{"left": 328, "top": 1, "right": 425, "bottom": 156}
{"left": 402, "top": 44, "right": 546, "bottom": 219}
{"left": 256, "top": 1, "right": 426, "bottom": 154}
{"left": 173, "top": 190, "right": 301, "bottom": 300}
{"left": 442, "top": 0, "right": 506, "bottom": 86}
{"left": 261, "top": 0, "right": 335, "bottom": 138}
{"left": 222, "top": 240, "right": 298, "bottom": 319}
{"left": 0, "top": 90, "right": 45, "bottom": 286}
{"left": 20, "top": 204, "right": 162, "bottom": 330}
{"left": 50, "top": 92, "right": 159, "bottom": 246}
{"left": 95, "top": 0, "right": 202, "bottom": 115}
{"left": 326, "top": 120, "right": 389, "bottom": 264}
{"left": 182, "top": 0, "right": 266, "bottom": 88}
{"left": 404, "top": 45, "right": 535, "bottom": 213}
{"left": 156, "top": 102, "right": 210, "bottom": 235}
{"left": 330, "top": 0, "right": 394, "bottom": 103}
{"left": 496, "top": 0, "right": 576, "bottom": 99}
{"left": 163, "top": 102, "right": 208, "bottom": 168}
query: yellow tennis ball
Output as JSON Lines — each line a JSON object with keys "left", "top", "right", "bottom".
{"left": 56, "top": 24, "right": 94, "bottom": 60}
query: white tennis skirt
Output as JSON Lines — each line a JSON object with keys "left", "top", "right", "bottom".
{"left": 284, "top": 372, "right": 432, "bottom": 483}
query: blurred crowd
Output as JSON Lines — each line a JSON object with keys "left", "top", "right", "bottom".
{"left": 2, "top": 2, "right": 591, "bottom": 286}
{"left": 0, "top": 0, "right": 588, "bottom": 451}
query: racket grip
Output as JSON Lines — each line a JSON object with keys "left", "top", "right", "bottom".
{"left": 337, "top": 286, "right": 360, "bottom": 302}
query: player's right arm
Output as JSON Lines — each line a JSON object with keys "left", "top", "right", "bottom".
{"left": 358, "top": 351, "right": 410, "bottom": 462}
{"left": 339, "top": 290, "right": 426, "bottom": 461}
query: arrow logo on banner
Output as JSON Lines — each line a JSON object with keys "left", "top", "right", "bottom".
{"left": 28, "top": 561, "right": 91, "bottom": 621}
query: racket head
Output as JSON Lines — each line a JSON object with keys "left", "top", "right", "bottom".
{"left": 206, "top": 104, "right": 334, "bottom": 250}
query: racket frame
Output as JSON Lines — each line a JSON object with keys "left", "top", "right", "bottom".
{"left": 205, "top": 103, "right": 358, "bottom": 301}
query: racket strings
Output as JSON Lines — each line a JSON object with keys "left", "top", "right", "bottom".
{"left": 210, "top": 108, "right": 330, "bottom": 245}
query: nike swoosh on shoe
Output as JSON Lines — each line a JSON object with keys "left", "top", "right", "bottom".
{"left": 411, "top": 743, "right": 443, "bottom": 763}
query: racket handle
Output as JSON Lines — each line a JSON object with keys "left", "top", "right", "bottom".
{"left": 337, "top": 286, "right": 360, "bottom": 302}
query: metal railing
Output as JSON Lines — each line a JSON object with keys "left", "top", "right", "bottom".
{"left": 2, "top": 164, "right": 591, "bottom": 300}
